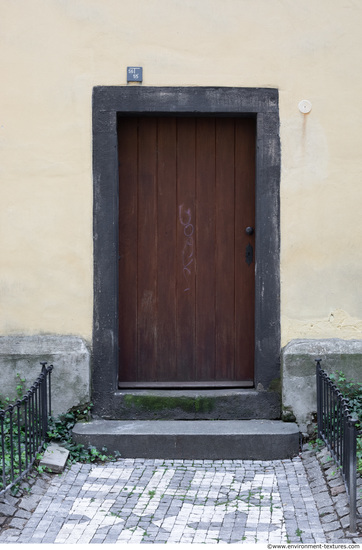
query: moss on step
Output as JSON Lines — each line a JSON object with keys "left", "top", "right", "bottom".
{"left": 123, "top": 394, "right": 215, "bottom": 414}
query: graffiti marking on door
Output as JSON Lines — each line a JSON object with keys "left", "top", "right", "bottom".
{"left": 178, "top": 204, "right": 194, "bottom": 292}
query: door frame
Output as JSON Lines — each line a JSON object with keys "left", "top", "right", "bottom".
{"left": 92, "top": 87, "right": 281, "bottom": 418}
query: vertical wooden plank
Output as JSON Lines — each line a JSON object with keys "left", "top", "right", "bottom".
{"left": 235, "top": 118, "right": 256, "bottom": 381}
{"left": 118, "top": 117, "right": 138, "bottom": 382}
{"left": 176, "top": 118, "right": 196, "bottom": 381}
{"left": 215, "top": 118, "right": 236, "bottom": 379}
{"left": 157, "top": 118, "right": 177, "bottom": 380}
{"left": 195, "top": 118, "right": 216, "bottom": 380}
{"left": 137, "top": 117, "right": 158, "bottom": 381}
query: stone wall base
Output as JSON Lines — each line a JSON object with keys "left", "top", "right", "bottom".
{"left": 282, "top": 338, "right": 362, "bottom": 435}
{"left": 0, "top": 335, "right": 90, "bottom": 416}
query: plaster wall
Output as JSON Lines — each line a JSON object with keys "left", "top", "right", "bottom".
{"left": 0, "top": 335, "right": 90, "bottom": 416}
{"left": 282, "top": 339, "right": 362, "bottom": 434}
{"left": 1, "top": 0, "right": 362, "bottom": 347}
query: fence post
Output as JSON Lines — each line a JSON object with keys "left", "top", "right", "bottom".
{"left": 40, "top": 362, "right": 48, "bottom": 439}
{"left": 316, "top": 359, "right": 322, "bottom": 438}
{"left": 0, "top": 411, "right": 6, "bottom": 490}
{"left": 48, "top": 365, "right": 53, "bottom": 418}
{"left": 8, "top": 405, "right": 15, "bottom": 484}
{"left": 16, "top": 400, "right": 22, "bottom": 480}
{"left": 348, "top": 417, "right": 358, "bottom": 533}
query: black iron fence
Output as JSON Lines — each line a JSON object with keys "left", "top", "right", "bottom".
{"left": 316, "top": 358, "right": 361, "bottom": 532}
{"left": 0, "top": 362, "right": 53, "bottom": 496}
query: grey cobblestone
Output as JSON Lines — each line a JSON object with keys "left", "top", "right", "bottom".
{"left": 319, "top": 505, "right": 335, "bottom": 515}
{"left": 2, "top": 495, "right": 20, "bottom": 507}
{"left": 18, "top": 493, "right": 43, "bottom": 512}
{"left": 302, "top": 446, "right": 362, "bottom": 541}
{"left": 0, "top": 503, "right": 17, "bottom": 516}
{"left": 15, "top": 507, "right": 32, "bottom": 518}
{"left": 320, "top": 512, "right": 338, "bottom": 523}
{"left": 335, "top": 504, "right": 350, "bottom": 518}
{"left": 0, "top": 445, "right": 361, "bottom": 543}
{"left": 324, "top": 524, "right": 346, "bottom": 535}
{"left": 8, "top": 518, "right": 27, "bottom": 530}
{"left": 341, "top": 515, "right": 351, "bottom": 529}
{"left": 329, "top": 477, "right": 345, "bottom": 487}
{"left": 333, "top": 493, "right": 349, "bottom": 506}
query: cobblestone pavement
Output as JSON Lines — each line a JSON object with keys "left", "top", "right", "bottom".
{"left": 302, "top": 446, "right": 362, "bottom": 544}
{"left": 1, "top": 448, "right": 362, "bottom": 544}
{"left": 0, "top": 456, "right": 327, "bottom": 544}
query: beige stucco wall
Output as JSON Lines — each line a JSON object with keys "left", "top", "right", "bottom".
{"left": 1, "top": 0, "right": 362, "bottom": 346}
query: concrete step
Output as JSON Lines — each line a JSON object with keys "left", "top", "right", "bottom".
{"left": 72, "top": 419, "right": 300, "bottom": 460}
{"left": 107, "top": 388, "right": 281, "bottom": 420}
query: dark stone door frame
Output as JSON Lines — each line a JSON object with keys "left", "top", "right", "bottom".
{"left": 92, "top": 86, "right": 281, "bottom": 419}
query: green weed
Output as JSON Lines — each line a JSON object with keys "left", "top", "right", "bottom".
{"left": 46, "top": 402, "right": 120, "bottom": 464}
{"left": 329, "top": 370, "right": 362, "bottom": 474}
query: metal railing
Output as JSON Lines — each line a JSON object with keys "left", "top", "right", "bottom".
{"left": 0, "top": 362, "right": 53, "bottom": 496}
{"left": 316, "top": 358, "right": 361, "bottom": 532}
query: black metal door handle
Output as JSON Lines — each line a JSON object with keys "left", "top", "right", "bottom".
{"left": 245, "top": 226, "right": 254, "bottom": 236}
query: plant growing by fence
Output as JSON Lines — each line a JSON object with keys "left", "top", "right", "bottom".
{"left": 0, "top": 363, "right": 53, "bottom": 496}
{"left": 46, "top": 403, "right": 116, "bottom": 463}
{"left": 316, "top": 359, "right": 361, "bottom": 532}
{"left": 329, "top": 370, "right": 362, "bottom": 475}
{"left": 0, "top": 368, "right": 118, "bottom": 496}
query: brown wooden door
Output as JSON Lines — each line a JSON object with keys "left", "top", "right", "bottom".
{"left": 118, "top": 116, "right": 255, "bottom": 387}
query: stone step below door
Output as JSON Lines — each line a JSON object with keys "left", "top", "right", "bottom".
{"left": 107, "top": 389, "right": 281, "bottom": 420}
{"left": 72, "top": 420, "right": 299, "bottom": 460}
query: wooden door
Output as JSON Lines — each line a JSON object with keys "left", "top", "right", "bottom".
{"left": 118, "top": 116, "right": 255, "bottom": 387}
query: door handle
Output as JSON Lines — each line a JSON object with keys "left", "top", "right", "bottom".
{"left": 245, "top": 226, "right": 254, "bottom": 236}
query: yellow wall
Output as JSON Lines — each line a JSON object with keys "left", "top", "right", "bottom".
{"left": 1, "top": 0, "right": 362, "bottom": 346}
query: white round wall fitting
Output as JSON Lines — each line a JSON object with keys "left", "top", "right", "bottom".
{"left": 298, "top": 100, "right": 312, "bottom": 114}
